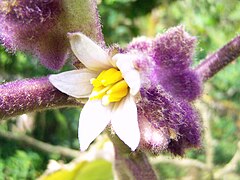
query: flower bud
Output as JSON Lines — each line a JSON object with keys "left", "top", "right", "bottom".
{"left": 152, "top": 26, "right": 196, "bottom": 71}
{"left": 126, "top": 27, "right": 202, "bottom": 155}
{"left": 137, "top": 86, "right": 201, "bottom": 156}
{"left": 0, "top": 0, "right": 103, "bottom": 70}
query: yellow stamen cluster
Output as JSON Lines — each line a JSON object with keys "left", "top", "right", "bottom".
{"left": 89, "top": 68, "right": 129, "bottom": 106}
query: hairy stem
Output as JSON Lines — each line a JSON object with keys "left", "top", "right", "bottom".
{"left": 107, "top": 130, "right": 158, "bottom": 180}
{"left": 195, "top": 35, "right": 240, "bottom": 81}
{"left": 0, "top": 77, "right": 82, "bottom": 120}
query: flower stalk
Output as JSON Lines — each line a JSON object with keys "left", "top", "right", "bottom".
{"left": 108, "top": 130, "right": 158, "bottom": 180}
{"left": 195, "top": 35, "right": 240, "bottom": 82}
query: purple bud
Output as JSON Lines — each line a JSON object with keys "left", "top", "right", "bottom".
{"left": 156, "top": 69, "right": 202, "bottom": 101}
{"left": 0, "top": 0, "right": 103, "bottom": 70}
{"left": 137, "top": 86, "right": 201, "bottom": 156}
{"left": 0, "top": 0, "right": 62, "bottom": 69}
{"left": 0, "top": 0, "right": 61, "bottom": 30}
{"left": 152, "top": 26, "right": 196, "bottom": 71}
{"left": 124, "top": 27, "right": 202, "bottom": 155}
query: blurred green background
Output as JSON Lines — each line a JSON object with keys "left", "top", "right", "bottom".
{"left": 0, "top": 0, "right": 240, "bottom": 179}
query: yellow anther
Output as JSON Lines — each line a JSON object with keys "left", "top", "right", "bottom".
{"left": 90, "top": 78, "right": 102, "bottom": 87}
{"left": 110, "top": 87, "right": 128, "bottom": 99}
{"left": 107, "top": 80, "right": 128, "bottom": 95}
{"left": 101, "top": 71, "right": 122, "bottom": 86}
{"left": 102, "top": 68, "right": 119, "bottom": 76}
{"left": 89, "top": 68, "right": 129, "bottom": 106}
{"left": 102, "top": 86, "right": 128, "bottom": 106}
{"left": 96, "top": 70, "right": 107, "bottom": 81}
{"left": 102, "top": 95, "right": 122, "bottom": 106}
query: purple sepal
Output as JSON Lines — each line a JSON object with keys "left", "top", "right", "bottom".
{"left": 127, "top": 26, "right": 202, "bottom": 101}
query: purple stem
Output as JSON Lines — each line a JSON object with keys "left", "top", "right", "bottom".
{"left": 0, "top": 77, "right": 82, "bottom": 120}
{"left": 195, "top": 35, "right": 240, "bottom": 82}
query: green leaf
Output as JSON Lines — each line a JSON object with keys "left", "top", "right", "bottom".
{"left": 74, "top": 159, "right": 113, "bottom": 180}
{"left": 39, "top": 159, "right": 113, "bottom": 180}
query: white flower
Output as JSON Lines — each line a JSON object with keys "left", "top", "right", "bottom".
{"left": 49, "top": 32, "right": 141, "bottom": 151}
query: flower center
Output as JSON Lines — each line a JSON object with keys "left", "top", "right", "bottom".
{"left": 89, "top": 68, "right": 129, "bottom": 106}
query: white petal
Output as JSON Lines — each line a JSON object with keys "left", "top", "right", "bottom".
{"left": 68, "top": 32, "right": 112, "bottom": 71}
{"left": 113, "top": 54, "right": 141, "bottom": 95}
{"left": 49, "top": 69, "right": 97, "bottom": 98}
{"left": 111, "top": 95, "right": 140, "bottom": 151}
{"left": 122, "top": 69, "right": 141, "bottom": 96}
{"left": 78, "top": 100, "right": 111, "bottom": 151}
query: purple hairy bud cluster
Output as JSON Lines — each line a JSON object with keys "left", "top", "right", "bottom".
{"left": 0, "top": 0, "right": 102, "bottom": 70}
{"left": 0, "top": 0, "right": 63, "bottom": 69}
{"left": 127, "top": 26, "right": 202, "bottom": 156}
{"left": 0, "top": 0, "right": 61, "bottom": 29}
